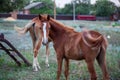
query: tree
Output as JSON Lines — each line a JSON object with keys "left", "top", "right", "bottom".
{"left": 74, "top": 0, "right": 90, "bottom": 4}
{"left": 95, "top": 0, "right": 116, "bottom": 16}
{"left": 61, "top": 0, "right": 91, "bottom": 15}
{"left": 75, "top": 3, "right": 90, "bottom": 14}
{"left": 0, "top": 0, "right": 12, "bottom": 12}
{"left": 30, "top": 0, "right": 54, "bottom": 14}
{"left": 0, "top": 0, "right": 27, "bottom": 13}
{"left": 0, "top": 0, "right": 54, "bottom": 14}
{"left": 61, "top": 4, "right": 73, "bottom": 14}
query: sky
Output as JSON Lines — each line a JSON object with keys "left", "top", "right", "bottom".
{"left": 55, "top": 0, "right": 120, "bottom": 8}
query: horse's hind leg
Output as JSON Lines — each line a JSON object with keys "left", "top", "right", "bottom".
{"left": 86, "top": 60, "right": 97, "bottom": 80}
{"left": 45, "top": 44, "right": 50, "bottom": 68}
{"left": 96, "top": 48, "right": 109, "bottom": 80}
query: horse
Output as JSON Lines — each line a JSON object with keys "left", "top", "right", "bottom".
{"left": 14, "top": 16, "right": 51, "bottom": 71}
{"left": 38, "top": 14, "right": 109, "bottom": 80}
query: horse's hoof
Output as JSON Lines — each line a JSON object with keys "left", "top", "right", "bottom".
{"left": 37, "top": 66, "right": 41, "bottom": 70}
{"left": 33, "top": 69, "right": 38, "bottom": 72}
{"left": 46, "top": 64, "right": 49, "bottom": 68}
{"left": 33, "top": 67, "right": 39, "bottom": 72}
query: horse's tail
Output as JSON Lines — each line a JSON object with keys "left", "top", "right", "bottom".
{"left": 81, "top": 29, "right": 107, "bottom": 49}
{"left": 14, "top": 21, "right": 35, "bottom": 35}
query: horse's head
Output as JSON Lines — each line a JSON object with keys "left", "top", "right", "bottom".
{"left": 38, "top": 14, "right": 51, "bottom": 45}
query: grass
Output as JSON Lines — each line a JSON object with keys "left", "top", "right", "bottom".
{"left": 0, "top": 48, "right": 79, "bottom": 80}
{"left": 0, "top": 19, "right": 120, "bottom": 80}
{"left": 0, "top": 19, "right": 29, "bottom": 30}
{"left": 0, "top": 46, "right": 120, "bottom": 80}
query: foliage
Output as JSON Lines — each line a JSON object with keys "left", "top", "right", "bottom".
{"left": 0, "top": 0, "right": 12, "bottom": 12}
{"left": 95, "top": 0, "right": 116, "bottom": 16}
{"left": 0, "top": 0, "right": 54, "bottom": 14}
{"left": 30, "top": 0, "right": 54, "bottom": 14}
{"left": 0, "top": 0, "right": 27, "bottom": 12}
{"left": 56, "top": 7, "right": 62, "bottom": 14}
{"left": 75, "top": 0, "right": 92, "bottom": 15}
{"left": 61, "top": 4, "right": 73, "bottom": 14}
{"left": 57, "top": 0, "right": 117, "bottom": 17}
{"left": 75, "top": 3, "right": 90, "bottom": 15}
{"left": 33, "top": 0, "right": 53, "bottom": 4}
{"left": 60, "top": 0, "right": 90, "bottom": 15}
{"left": 118, "top": 7, "right": 120, "bottom": 12}
{"left": 30, "top": 7, "right": 53, "bottom": 14}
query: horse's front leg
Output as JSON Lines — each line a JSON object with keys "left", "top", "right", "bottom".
{"left": 57, "top": 57, "right": 63, "bottom": 80}
{"left": 64, "top": 58, "right": 69, "bottom": 80}
{"left": 86, "top": 60, "right": 97, "bottom": 80}
{"left": 33, "top": 39, "right": 42, "bottom": 71}
{"left": 45, "top": 44, "right": 50, "bottom": 68}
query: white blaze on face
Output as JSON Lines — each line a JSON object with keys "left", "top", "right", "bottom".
{"left": 42, "top": 22, "right": 48, "bottom": 44}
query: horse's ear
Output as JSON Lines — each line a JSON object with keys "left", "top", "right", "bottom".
{"left": 39, "top": 14, "right": 41, "bottom": 20}
{"left": 47, "top": 15, "right": 50, "bottom": 20}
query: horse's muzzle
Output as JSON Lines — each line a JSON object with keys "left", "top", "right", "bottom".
{"left": 42, "top": 39, "right": 48, "bottom": 45}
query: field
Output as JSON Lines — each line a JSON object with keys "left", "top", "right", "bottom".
{"left": 0, "top": 19, "right": 120, "bottom": 80}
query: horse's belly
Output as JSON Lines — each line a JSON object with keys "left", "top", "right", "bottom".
{"left": 65, "top": 51, "right": 84, "bottom": 60}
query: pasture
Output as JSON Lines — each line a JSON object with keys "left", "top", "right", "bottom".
{"left": 0, "top": 19, "right": 120, "bottom": 80}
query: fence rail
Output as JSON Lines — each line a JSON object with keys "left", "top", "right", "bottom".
{"left": 0, "top": 13, "right": 111, "bottom": 20}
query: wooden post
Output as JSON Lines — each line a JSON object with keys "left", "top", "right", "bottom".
{"left": 0, "top": 43, "right": 21, "bottom": 66}
{"left": 0, "top": 33, "right": 31, "bottom": 66}
{"left": 54, "top": 0, "right": 56, "bottom": 19}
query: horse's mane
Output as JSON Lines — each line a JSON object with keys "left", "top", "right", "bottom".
{"left": 50, "top": 18, "right": 75, "bottom": 32}
{"left": 32, "top": 17, "right": 39, "bottom": 22}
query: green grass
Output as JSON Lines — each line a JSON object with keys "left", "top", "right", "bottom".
{"left": 0, "top": 46, "right": 120, "bottom": 80}
{"left": 0, "top": 19, "right": 120, "bottom": 80}
{"left": 0, "top": 48, "right": 79, "bottom": 80}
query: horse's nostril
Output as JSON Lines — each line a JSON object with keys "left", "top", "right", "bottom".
{"left": 42, "top": 42, "right": 47, "bottom": 45}
{"left": 42, "top": 42, "right": 45, "bottom": 45}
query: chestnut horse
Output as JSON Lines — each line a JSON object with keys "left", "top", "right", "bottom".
{"left": 14, "top": 17, "right": 51, "bottom": 71}
{"left": 38, "top": 14, "right": 109, "bottom": 80}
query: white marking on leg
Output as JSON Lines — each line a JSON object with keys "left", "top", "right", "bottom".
{"left": 43, "top": 23, "right": 48, "bottom": 44}
{"left": 33, "top": 57, "right": 38, "bottom": 71}
{"left": 45, "top": 55, "right": 49, "bottom": 67}
{"left": 33, "top": 57, "right": 41, "bottom": 71}
{"left": 36, "top": 58, "right": 41, "bottom": 69}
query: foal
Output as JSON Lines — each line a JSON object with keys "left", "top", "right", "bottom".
{"left": 14, "top": 17, "right": 50, "bottom": 71}
{"left": 39, "top": 14, "right": 109, "bottom": 80}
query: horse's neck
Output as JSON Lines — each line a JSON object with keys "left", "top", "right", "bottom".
{"left": 49, "top": 18, "right": 77, "bottom": 41}
{"left": 50, "top": 18, "right": 75, "bottom": 31}
{"left": 50, "top": 18, "right": 65, "bottom": 32}
{"left": 52, "top": 18, "right": 70, "bottom": 28}
{"left": 49, "top": 19, "right": 65, "bottom": 41}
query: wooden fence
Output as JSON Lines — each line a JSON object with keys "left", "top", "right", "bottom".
{"left": 0, "top": 13, "right": 111, "bottom": 20}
